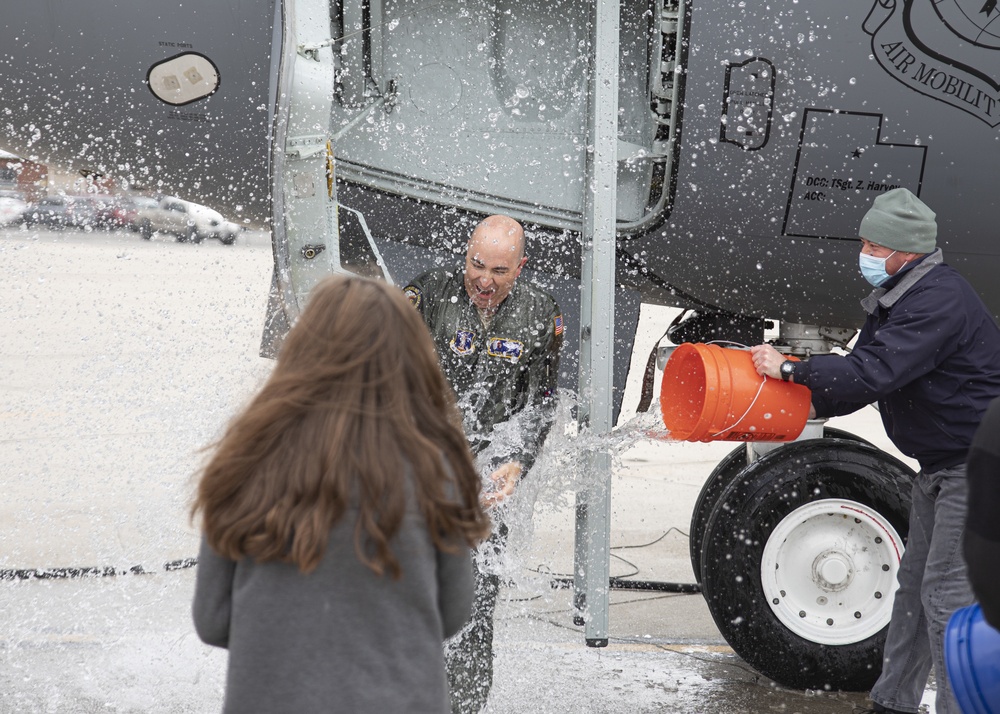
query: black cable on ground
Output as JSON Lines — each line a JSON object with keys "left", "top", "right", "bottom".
{"left": 610, "top": 577, "right": 701, "bottom": 593}
{"left": 3, "top": 529, "right": 702, "bottom": 590}
{"left": 0, "top": 558, "right": 197, "bottom": 582}
{"left": 548, "top": 576, "right": 700, "bottom": 593}
{"left": 535, "top": 527, "right": 702, "bottom": 594}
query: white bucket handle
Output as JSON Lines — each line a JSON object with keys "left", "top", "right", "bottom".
{"left": 704, "top": 339, "right": 769, "bottom": 438}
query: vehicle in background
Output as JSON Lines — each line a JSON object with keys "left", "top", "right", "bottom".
{"left": 129, "top": 195, "right": 159, "bottom": 222}
{"left": 0, "top": 152, "right": 47, "bottom": 204}
{"left": 22, "top": 195, "right": 108, "bottom": 231}
{"left": 186, "top": 202, "right": 242, "bottom": 245}
{"left": 95, "top": 196, "right": 140, "bottom": 231}
{"left": 134, "top": 195, "right": 239, "bottom": 245}
{"left": 0, "top": 190, "right": 27, "bottom": 226}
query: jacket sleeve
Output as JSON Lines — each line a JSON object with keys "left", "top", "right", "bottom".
{"left": 436, "top": 543, "right": 475, "bottom": 639}
{"left": 507, "top": 299, "right": 563, "bottom": 472}
{"left": 798, "top": 281, "right": 963, "bottom": 415}
{"left": 964, "top": 397, "right": 1000, "bottom": 629}
{"left": 802, "top": 353, "right": 873, "bottom": 419}
{"left": 191, "top": 535, "right": 236, "bottom": 649}
{"left": 403, "top": 270, "right": 441, "bottom": 325}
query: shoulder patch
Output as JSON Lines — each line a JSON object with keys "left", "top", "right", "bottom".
{"left": 403, "top": 285, "right": 421, "bottom": 309}
{"left": 554, "top": 314, "right": 563, "bottom": 336}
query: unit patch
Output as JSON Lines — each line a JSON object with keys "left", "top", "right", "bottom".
{"left": 403, "top": 285, "right": 421, "bottom": 309}
{"left": 450, "top": 329, "right": 476, "bottom": 355}
{"left": 488, "top": 337, "right": 524, "bottom": 363}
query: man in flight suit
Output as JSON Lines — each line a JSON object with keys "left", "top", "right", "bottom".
{"left": 404, "top": 214, "right": 563, "bottom": 714}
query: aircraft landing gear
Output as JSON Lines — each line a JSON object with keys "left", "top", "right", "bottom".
{"left": 688, "top": 427, "right": 872, "bottom": 584}
{"left": 695, "top": 438, "right": 914, "bottom": 691}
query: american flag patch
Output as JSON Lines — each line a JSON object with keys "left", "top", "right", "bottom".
{"left": 554, "top": 315, "right": 563, "bottom": 336}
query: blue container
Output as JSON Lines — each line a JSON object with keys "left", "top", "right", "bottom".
{"left": 946, "top": 603, "right": 1000, "bottom": 714}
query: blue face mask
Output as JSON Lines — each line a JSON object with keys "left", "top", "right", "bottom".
{"left": 859, "top": 250, "right": 896, "bottom": 287}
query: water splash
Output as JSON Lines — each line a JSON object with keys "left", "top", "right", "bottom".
{"left": 472, "top": 393, "right": 673, "bottom": 591}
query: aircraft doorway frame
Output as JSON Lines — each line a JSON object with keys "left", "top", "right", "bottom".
{"left": 573, "top": 0, "right": 620, "bottom": 648}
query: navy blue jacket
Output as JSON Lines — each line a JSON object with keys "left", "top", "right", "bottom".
{"left": 796, "top": 249, "right": 1000, "bottom": 474}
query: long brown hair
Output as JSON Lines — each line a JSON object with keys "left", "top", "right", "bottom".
{"left": 192, "top": 275, "right": 490, "bottom": 576}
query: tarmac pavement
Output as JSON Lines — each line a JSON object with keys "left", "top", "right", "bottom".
{"left": 0, "top": 225, "right": 933, "bottom": 713}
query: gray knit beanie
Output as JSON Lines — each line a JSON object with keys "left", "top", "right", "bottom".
{"left": 858, "top": 187, "right": 937, "bottom": 253}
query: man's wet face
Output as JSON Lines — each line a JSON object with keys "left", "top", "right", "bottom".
{"left": 464, "top": 223, "right": 526, "bottom": 311}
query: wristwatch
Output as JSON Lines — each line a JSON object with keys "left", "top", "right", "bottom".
{"left": 779, "top": 360, "right": 796, "bottom": 382}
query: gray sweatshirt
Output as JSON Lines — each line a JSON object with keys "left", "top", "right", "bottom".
{"left": 193, "top": 502, "right": 475, "bottom": 713}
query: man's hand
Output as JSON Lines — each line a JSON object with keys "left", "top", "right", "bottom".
{"left": 480, "top": 461, "right": 522, "bottom": 509}
{"left": 749, "top": 344, "right": 785, "bottom": 380}
{"left": 751, "top": 344, "right": 817, "bottom": 418}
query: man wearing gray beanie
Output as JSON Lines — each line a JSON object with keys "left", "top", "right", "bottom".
{"left": 751, "top": 188, "right": 1000, "bottom": 714}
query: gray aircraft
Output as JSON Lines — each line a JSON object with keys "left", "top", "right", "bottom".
{"left": 2, "top": 0, "right": 996, "bottom": 693}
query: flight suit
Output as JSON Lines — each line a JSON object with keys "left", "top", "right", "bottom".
{"left": 404, "top": 266, "right": 563, "bottom": 472}
{"left": 405, "top": 266, "right": 563, "bottom": 713}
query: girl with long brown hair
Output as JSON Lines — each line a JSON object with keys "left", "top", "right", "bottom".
{"left": 191, "top": 275, "right": 490, "bottom": 713}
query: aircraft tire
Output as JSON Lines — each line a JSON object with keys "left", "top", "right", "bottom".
{"left": 688, "top": 443, "right": 747, "bottom": 584}
{"left": 688, "top": 427, "right": 871, "bottom": 584}
{"left": 699, "top": 438, "right": 914, "bottom": 691}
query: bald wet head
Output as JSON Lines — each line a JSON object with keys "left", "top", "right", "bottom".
{"left": 464, "top": 215, "right": 527, "bottom": 311}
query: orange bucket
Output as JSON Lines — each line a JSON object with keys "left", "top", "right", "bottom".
{"left": 660, "top": 343, "right": 812, "bottom": 442}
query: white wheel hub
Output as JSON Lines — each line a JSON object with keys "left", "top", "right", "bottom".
{"left": 760, "top": 498, "right": 904, "bottom": 645}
